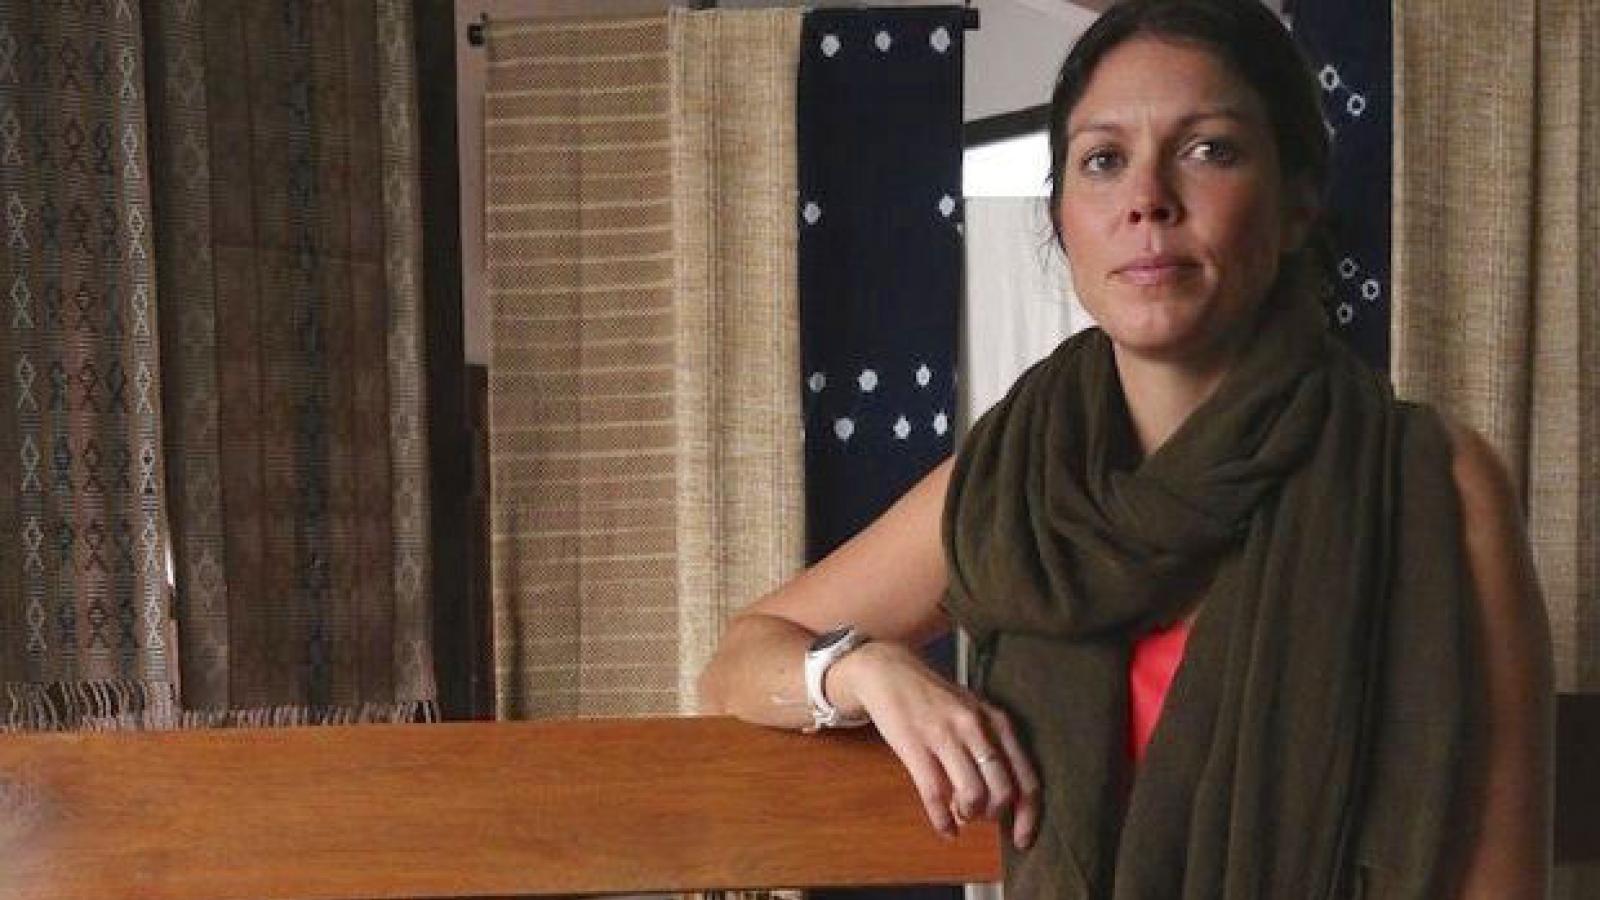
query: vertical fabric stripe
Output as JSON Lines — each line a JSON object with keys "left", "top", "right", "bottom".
{"left": 1392, "top": 1, "right": 1598, "bottom": 890}
{"left": 798, "top": 12, "right": 964, "bottom": 900}
{"left": 148, "top": 0, "right": 434, "bottom": 724}
{"left": 375, "top": 0, "right": 435, "bottom": 722}
{"left": 668, "top": 7, "right": 805, "bottom": 714}
{"left": 485, "top": 14, "right": 681, "bottom": 718}
{"left": 0, "top": 0, "right": 177, "bottom": 728}
{"left": 1286, "top": 0, "right": 1392, "bottom": 370}
{"left": 797, "top": 8, "right": 963, "bottom": 564}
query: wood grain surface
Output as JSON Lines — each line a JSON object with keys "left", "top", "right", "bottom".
{"left": 0, "top": 716, "right": 999, "bottom": 900}
{"left": 2, "top": 699, "right": 1595, "bottom": 900}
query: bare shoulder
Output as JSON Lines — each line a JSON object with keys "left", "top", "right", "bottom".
{"left": 1435, "top": 414, "right": 1550, "bottom": 678}
{"left": 1434, "top": 415, "right": 1553, "bottom": 898}
{"left": 1439, "top": 417, "right": 1521, "bottom": 534}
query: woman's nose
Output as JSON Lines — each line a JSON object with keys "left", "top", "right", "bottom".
{"left": 1128, "top": 200, "right": 1176, "bottom": 225}
{"left": 1126, "top": 166, "right": 1180, "bottom": 226}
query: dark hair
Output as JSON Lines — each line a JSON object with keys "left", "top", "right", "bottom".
{"left": 1045, "top": 0, "right": 1332, "bottom": 279}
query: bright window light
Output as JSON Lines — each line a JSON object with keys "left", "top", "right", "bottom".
{"left": 963, "top": 131, "right": 1050, "bottom": 198}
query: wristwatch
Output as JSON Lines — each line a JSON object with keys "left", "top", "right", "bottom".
{"left": 803, "top": 626, "right": 873, "bottom": 732}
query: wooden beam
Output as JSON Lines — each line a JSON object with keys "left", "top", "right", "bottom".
{"left": 0, "top": 717, "right": 998, "bottom": 900}
{"left": 1, "top": 697, "right": 1594, "bottom": 900}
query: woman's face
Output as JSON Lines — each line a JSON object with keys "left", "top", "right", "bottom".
{"left": 1056, "top": 37, "right": 1313, "bottom": 370}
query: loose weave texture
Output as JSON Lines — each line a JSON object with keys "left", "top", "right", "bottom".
{"left": 669, "top": 8, "right": 805, "bottom": 712}
{"left": 486, "top": 10, "right": 806, "bottom": 718}
{"left": 0, "top": 0, "right": 177, "bottom": 729}
{"left": 487, "top": 14, "right": 680, "bottom": 718}
{"left": 1391, "top": 0, "right": 1596, "bottom": 891}
{"left": 146, "top": 0, "right": 435, "bottom": 723}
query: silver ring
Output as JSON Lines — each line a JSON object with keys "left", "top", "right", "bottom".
{"left": 974, "top": 752, "right": 1002, "bottom": 766}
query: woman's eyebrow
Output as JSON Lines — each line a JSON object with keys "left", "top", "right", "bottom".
{"left": 1065, "top": 107, "right": 1254, "bottom": 144}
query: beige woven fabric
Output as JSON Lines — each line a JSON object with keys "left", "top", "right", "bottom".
{"left": 486, "top": 15, "right": 681, "bottom": 718}
{"left": 669, "top": 8, "right": 805, "bottom": 713}
{"left": 1392, "top": 2, "right": 1597, "bottom": 891}
{"left": 485, "top": 10, "right": 805, "bottom": 720}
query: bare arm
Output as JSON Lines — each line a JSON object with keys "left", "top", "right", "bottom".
{"left": 697, "top": 458, "right": 1039, "bottom": 848}
{"left": 1445, "top": 421, "right": 1554, "bottom": 900}
{"left": 697, "top": 458, "right": 955, "bottom": 727}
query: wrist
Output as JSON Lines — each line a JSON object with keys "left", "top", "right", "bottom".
{"left": 823, "top": 640, "right": 898, "bottom": 721}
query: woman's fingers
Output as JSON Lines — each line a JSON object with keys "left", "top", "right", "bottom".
{"left": 933, "top": 734, "right": 990, "bottom": 823}
{"left": 984, "top": 706, "right": 1040, "bottom": 849}
{"left": 897, "top": 744, "right": 958, "bottom": 838}
{"left": 852, "top": 648, "right": 1038, "bottom": 844}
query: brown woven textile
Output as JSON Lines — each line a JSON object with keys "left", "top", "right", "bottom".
{"left": 486, "top": 10, "right": 806, "bottom": 719}
{"left": 943, "top": 290, "right": 1483, "bottom": 899}
{"left": 486, "top": 14, "right": 681, "bottom": 718}
{"left": 669, "top": 7, "right": 805, "bottom": 712}
{"left": 146, "top": 0, "right": 435, "bottom": 724}
{"left": 1392, "top": 2, "right": 1597, "bottom": 891}
{"left": 0, "top": 0, "right": 179, "bottom": 729}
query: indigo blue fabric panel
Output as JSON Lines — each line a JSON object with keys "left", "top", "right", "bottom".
{"left": 798, "top": 7, "right": 965, "bottom": 577}
{"left": 1288, "top": 0, "right": 1393, "bottom": 371}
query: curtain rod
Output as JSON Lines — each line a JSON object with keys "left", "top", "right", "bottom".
{"left": 466, "top": 4, "right": 980, "bottom": 47}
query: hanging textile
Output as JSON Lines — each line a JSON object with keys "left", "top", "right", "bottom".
{"left": 959, "top": 198, "right": 1092, "bottom": 425}
{"left": 0, "top": 0, "right": 177, "bottom": 729}
{"left": 146, "top": 0, "right": 435, "bottom": 724}
{"left": 1285, "top": 0, "right": 1392, "bottom": 371}
{"left": 486, "top": 9, "right": 806, "bottom": 719}
{"left": 1390, "top": 0, "right": 1597, "bottom": 893}
{"left": 669, "top": 8, "right": 805, "bottom": 712}
{"left": 798, "top": 7, "right": 964, "bottom": 565}
{"left": 799, "top": 10, "right": 965, "bottom": 900}
{"left": 485, "top": 13, "right": 678, "bottom": 719}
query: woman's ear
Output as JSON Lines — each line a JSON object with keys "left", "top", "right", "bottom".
{"left": 1280, "top": 177, "right": 1321, "bottom": 254}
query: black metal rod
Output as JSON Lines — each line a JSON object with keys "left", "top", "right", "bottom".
{"left": 465, "top": 3, "right": 979, "bottom": 47}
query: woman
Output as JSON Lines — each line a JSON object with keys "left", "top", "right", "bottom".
{"left": 698, "top": 1, "right": 1552, "bottom": 897}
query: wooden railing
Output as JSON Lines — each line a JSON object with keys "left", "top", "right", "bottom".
{"left": 0, "top": 699, "right": 1594, "bottom": 900}
{"left": 0, "top": 717, "right": 993, "bottom": 899}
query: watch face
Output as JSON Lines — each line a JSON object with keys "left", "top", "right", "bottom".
{"left": 810, "top": 626, "right": 853, "bottom": 653}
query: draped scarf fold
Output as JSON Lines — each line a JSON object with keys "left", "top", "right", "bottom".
{"left": 942, "top": 290, "right": 1483, "bottom": 899}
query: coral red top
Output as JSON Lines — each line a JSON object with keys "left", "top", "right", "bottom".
{"left": 1128, "top": 618, "right": 1193, "bottom": 766}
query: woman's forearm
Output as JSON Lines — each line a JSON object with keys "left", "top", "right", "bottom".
{"left": 696, "top": 612, "right": 818, "bottom": 728}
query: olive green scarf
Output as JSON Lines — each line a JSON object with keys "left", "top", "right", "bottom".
{"left": 942, "top": 292, "right": 1483, "bottom": 899}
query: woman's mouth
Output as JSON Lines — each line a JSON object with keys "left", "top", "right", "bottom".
{"left": 1114, "top": 256, "right": 1198, "bottom": 286}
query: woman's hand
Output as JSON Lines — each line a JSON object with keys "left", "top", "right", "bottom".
{"left": 829, "top": 641, "right": 1040, "bottom": 850}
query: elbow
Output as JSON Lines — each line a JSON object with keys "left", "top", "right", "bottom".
{"left": 695, "top": 662, "right": 727, "bottom": 715}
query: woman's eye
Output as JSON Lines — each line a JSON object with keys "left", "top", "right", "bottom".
{"left": 1080, "top": 148, "right": 1123, "bottom": 175}
{"left": 1187, "top": 139, "right": 1240, "bottom": 165}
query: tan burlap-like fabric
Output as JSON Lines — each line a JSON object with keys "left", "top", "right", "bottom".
{"left": 1392, "top": 1, "right": 1596, "bottom": 892}
{"left": 487, "top": 15, "right": 681, "bottom": 718}
{"left": 486, "top": 10, "right": 805, "bottom": 719}
{"left": 669, "top": 7, "right": 805, "bottom": 713}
